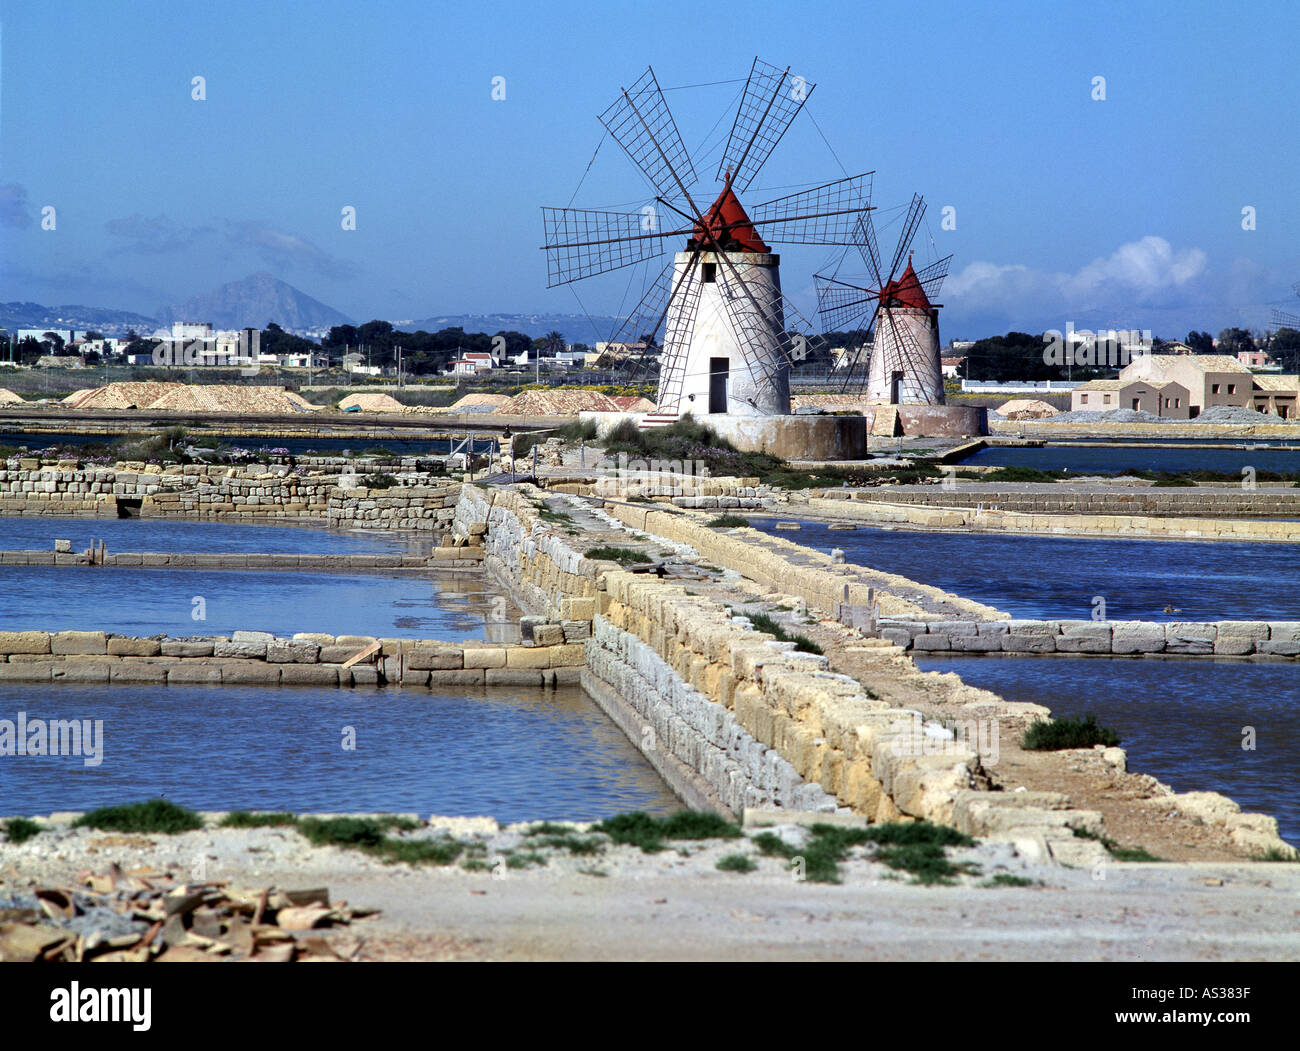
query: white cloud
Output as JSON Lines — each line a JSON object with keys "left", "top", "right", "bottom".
{"left": 946, "top": 236, "right": 1209, "bottom": 319}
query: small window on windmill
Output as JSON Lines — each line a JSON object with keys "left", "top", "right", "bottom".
{"left": 701, "top": 262, "right": 717, "bottom": 283}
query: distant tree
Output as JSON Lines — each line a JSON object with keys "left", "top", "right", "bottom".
{"left": 84, "top": 330, "right": 104, "bottom": 341}
{"left": 492, "top": 330, "right": 532, "bottom": 361}
{"left": 1215, "top": 327, "right": 1255, "bottom": 355}
{"left": 41, "top": 331, "right": 66, "bottom": 355}
{"left": 1269, "top": 327, "right": 1300, "bottom": 371}
{"left": 16, "top": 336, "right": 45, "bottom": 364}
{"left": 323, "top": 324, "right": 359, "bottom": 348}
{"left": 1186, "top": 330, "right": 1215, "bottom": 353}
{"left": 260, "top": 322, "right": 316, "bottom": 358}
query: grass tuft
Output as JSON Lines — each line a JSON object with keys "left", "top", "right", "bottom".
{"left": 4, "top": 817, "right": 42, "bottom": 844}
{"left": 594, "top": 810, "right": 742, "bottom": 853}
{"left": 585, "top": 545, "right": 652, "bottom": 564}
{"left": 72, "top": 799, "right": 203, "bottom": 834}
{"left": 1022, "top": 714, "right": 1120, "bottom": 751}
{"left": 706, "top": 514, "right": 750, "bottom": 528}
{"left": 219, "top": 811, "right": 298, "bottom": 828}
{"left": 715, "top": 853, "right": 758, "bottom": 873}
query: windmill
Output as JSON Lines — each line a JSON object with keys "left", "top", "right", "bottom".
{"left": 541, "top": 58, "right": 871, "bottom": 420}
{"left": 814, "top": 195, "right": 952, "bottom": 404}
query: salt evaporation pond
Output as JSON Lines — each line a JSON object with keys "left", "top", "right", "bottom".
{"left": 914, "top": 655, "right": 1300, "bottom": 845}
{"left": 754, "top": 519, "right": 1300, "bottom": 622}
{"left": 962, "top": 441, "right": 1300, "bottom": 475}
{"left": 0, "top": 683, "right": 678, "bottom": 821}
{"left": 0, "top": 515, "right": 428, "bottom": 555}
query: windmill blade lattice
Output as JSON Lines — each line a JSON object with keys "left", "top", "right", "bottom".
{"left": 749, "top": 173, "right": 873, "bottom": 245}
{"left": 887, "top": 194, "right": 927, "bottom": 279}
{"left": 717, "top": 58, "right": 815, "bottom": 192}
{"left": 541, "top": 207, "right": 682, "bottom": 287}
{"left": 913, "top": 254, "right": 953, "bottom": 301}
{"left": 599, "top": 67, "right": 698, "bottom": 198}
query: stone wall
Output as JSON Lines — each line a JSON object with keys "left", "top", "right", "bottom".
{"left": 602, "top": 501, "right": 1006, "bottom": 621}
{"left": 452, "top": 483, "right": 850, "bottom": 821}
{"left": 0, "top": 458, "right": 460, "bottom": 531}
{"left": 0, "top": 549, "right": 482, "bottom": 568}
{"left": 796, "top": 495, "right": 1300, "bottom": 543}
{"left": 0, "top": 630, "right": 582, "bottom": 688}
{"left": 881, "top": 617, "right": 1300, "bottom": 658}
{"left": 827, "top": 486, "right": 1300, "bottom": 518}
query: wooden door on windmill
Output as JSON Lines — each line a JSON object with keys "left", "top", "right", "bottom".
{"left": 709, "top": 357, "right": 729, "bottom": 413}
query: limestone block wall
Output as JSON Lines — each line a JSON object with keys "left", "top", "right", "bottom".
{"left": 0, "top": 458, "right": 460, "bottom": 530}
{"left": 596, "top": 569, "right": 1048, "bottom": 834}
{"left": 881, "top": 617, "right": 1300, "bottom": 659}
{"left": 453, "top": 483, "right": 852, "bottom": 818}
{"left": 826, "top": 486, "right": 1300, "bottom": 518}
{"left": 0, "top": 630, "right": 584, "bottom": 688}
{"left": 602, "top": 502, "right": 1006, "bottom": 621}
{"left": 797, "top": 495, "right": 1300, "bottom": 543}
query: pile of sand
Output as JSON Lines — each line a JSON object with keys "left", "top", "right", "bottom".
{"left": 500, "top": 390, "right": 624, "bottom": 415}
{"left": 0, "top": 388, "right": 26, "bottom": 406}
{"left": 445, "top": 393, "right": 513, "bottom": 414}
{"left": 338, "top": 392, "right": 406, "bottom": 413}
{"left": 66, "top": 382, "right": 184, "bottom": 409}
{"left": 996, "top": 398, "right": 1060, "bottom": 420}
{"left": 148, "top": 385, "right": 320, "bottom": 414}
{"left": 61, "top": 389, "right": 97, "bottom": 405}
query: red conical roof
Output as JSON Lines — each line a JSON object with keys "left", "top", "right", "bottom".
{"left": 880, "top": 256, "right": 931, "bottom": 310}
{"left": 690, "top": 172, "right": 769, "bottom": 253}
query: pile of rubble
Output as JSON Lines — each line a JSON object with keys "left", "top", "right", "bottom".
{"left": 0, "top": 863, "right": 373, "bottom": 963}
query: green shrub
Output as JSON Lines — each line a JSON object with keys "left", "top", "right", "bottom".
{"left": 716, "top": 853, "right": 758, "bottom": 873}
{"left": 218, "top": 811, "right": 298, "bottom": 828}
{"left": 73, "top": 799, "right": 204, "bottom": 834}
{"left": 594, "top": 810, "right": 741, "bottom": 853}
{"left": 4, "top": 817, "right": 42, "bottom": 844}
{"left": 706, "top": 514, "right": 750, "bottom": 528}
{"left": 1022, "top": 714, "right": 1120, "bottom": 751}
{"left": 586, "top": 545, "right": 652, "bottom": 564}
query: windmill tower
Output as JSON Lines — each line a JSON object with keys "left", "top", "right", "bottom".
{"left": 542, "top": 59, "right": 871, "bottom": 421}
{"left": 815, "top": 194, "right": 952, "bottom": 404}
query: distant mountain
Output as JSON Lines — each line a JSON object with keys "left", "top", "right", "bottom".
{"left": 400, "top": 312, "right": 626, "bottom": 344}
{"left": 0, "top": 301, "right": 160, "bottom": 337}
{"left": 157, "top": 272, "right": 352, "bottom": 332}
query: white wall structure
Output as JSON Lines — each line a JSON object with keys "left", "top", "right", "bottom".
{"left": 657, "top": 250, "right": 790, "bottom": 417}
{"left": 867, "top": 305, "right": 944, "bottom": 405}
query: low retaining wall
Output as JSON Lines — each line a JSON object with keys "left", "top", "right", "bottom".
{"left": 0, "top": 631, "right": 583, "bottom": 688}
{"left": 602, "top": 501, "right": 1006, "bottom": 621}
{"left": 795, "top": 496, "right": 1300, "bottom": 543}
{"left": 0, "top": 548, "right": 483, "bottom": 568}
{"left": 880, "top": 618, "right": 1300, "bottom": 658}
{"left": 0, "top": 459, "right": 460, "bottom": 531}
{"left": 830, "top": 486, "right": 1300, "bottom": 518}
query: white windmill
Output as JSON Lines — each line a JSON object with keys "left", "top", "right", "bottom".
{"left": 542, "top": 59, "right": 872, "bottom": 423}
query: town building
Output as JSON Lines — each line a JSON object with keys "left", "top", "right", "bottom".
{"left": 1069, "top": 378, "right": 1190, "bottom": 417}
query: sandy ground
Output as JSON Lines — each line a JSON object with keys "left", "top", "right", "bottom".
{"left": 4, "top": 819, "right": 1299, "bottom": 962}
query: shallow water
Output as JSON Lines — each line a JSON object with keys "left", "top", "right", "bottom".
{"left": 914, "top": 655, "right": 1300, "bottom": 845}
{"left": 964, "top": 442, "right": 1300, "bottom": 475}
{"left": 0, "top": 566, "right": 509, "bottom": 639}
{"left": 0, "top": 683, "right": 678, "bottom": 821}
{"left": 754, "top": 519, "right": 1300, "bottom": 621}
{"left": 0, "top": 515, "right": 427, "bottom": 555}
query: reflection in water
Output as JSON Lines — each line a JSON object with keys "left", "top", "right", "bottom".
{"left": 0, "top": 683, "right": 678, "bottom": 822}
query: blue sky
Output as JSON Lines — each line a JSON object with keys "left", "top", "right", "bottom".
{"left": 2, "top": 0, "right": 1297, "bottom": 341}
